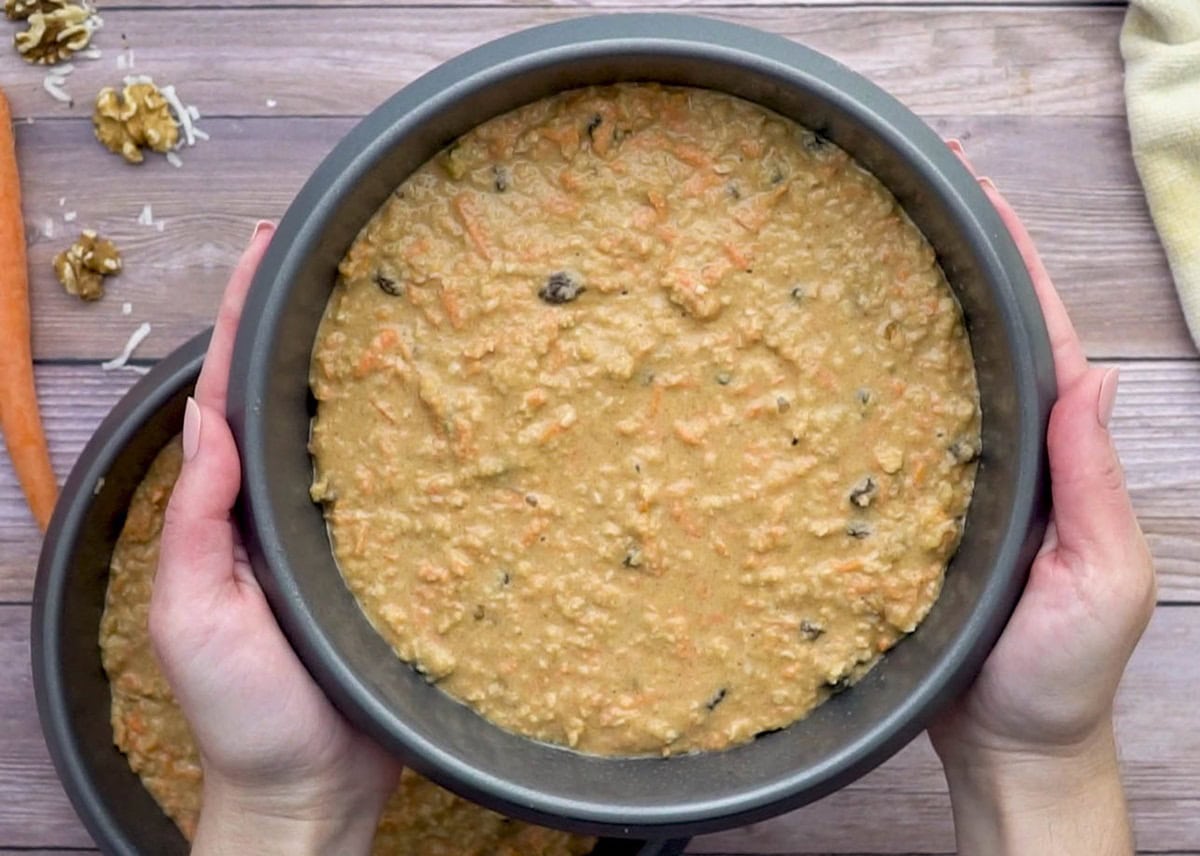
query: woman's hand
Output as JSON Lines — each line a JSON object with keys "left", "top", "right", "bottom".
{"left": 930, "top": 143, "right": 1157, "bottom": 855}
{"left": 150, "top": 223, "right": 401, "bottom": 856}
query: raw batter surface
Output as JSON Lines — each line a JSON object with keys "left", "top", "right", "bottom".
{"left": 99, "top": 436, "right": 594, "bottom": 855}
{"left": 310, "top": 83, "right": 981, "bottom": 756}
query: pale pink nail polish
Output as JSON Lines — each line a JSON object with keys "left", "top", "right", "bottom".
{"left": 946, "top": 138, "right": 964, "bottom": 154}
{"left": 979, "top": 177, "right": 998, "bottom": 193}
{"left": 252, "top": 220, "right": 275, "bottom": 241}
{"left": 183, "top": 397, "right": 201, "bottom": 461}
{"left": 1098, "top": 367, "right": 1120, "bottom": 428}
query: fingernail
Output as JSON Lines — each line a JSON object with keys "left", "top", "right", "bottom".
{"left": 979, "top": 177, "right": 998, "bottom": 193}
{"left": 183, "top": 397, "right": 201, "bottom": 461}
{"left": 1097, "top": 367, "right": 1120, "bottom": 428}
{"left": 252, "top": 220, "right": 275, "bottom": 241}
{"left": 946, "top": 138, "right": 964, "bottom": 154}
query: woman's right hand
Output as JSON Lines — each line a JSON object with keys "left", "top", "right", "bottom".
{"left": 930, "top": 142, "right": 1156, "bottom": 855}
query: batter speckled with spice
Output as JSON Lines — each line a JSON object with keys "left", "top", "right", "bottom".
{"left": 310, "top": 83, "right": 981, "bottom": 756}
{"left": 99, "top": 436, "right": 594, "bottom": 855}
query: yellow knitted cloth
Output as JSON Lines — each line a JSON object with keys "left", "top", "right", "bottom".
{"left": 1121, "top": 0, "right": 1200, "bottom": 351}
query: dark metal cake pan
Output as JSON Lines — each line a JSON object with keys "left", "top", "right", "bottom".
{"left": 227, "top": 14, "right": 1056, "bottom": 839}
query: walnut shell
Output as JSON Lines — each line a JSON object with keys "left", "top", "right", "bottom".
{"left": 54, "top": 230, "right": 122, "bottom": 301}
{"left": 14, "top": 3, "right": 91, "bottom": 64}
{"left": 93, "top": 81, "right": 180, "bottom": 164}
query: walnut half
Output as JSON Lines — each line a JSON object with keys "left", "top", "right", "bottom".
{"left": 14, "top": 3, "right": 91, "bottom": 64}
{"left": 4, "top": 0, "right": 67, "bottom": 21}
{"left": 53, "top": 230, "right": 123, "bottom": 301}
{"left": 93, "top": 80, "right": 180, "bottom": 164}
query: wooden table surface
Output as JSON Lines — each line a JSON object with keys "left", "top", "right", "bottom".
{"left": 2, "top": 0, "right": 1198, "bottom": 853}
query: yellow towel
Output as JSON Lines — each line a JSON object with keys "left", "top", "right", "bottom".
{"left": 1121, "top": 0, "right": 1200, "bottom": 351}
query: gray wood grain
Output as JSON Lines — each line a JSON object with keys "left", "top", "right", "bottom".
{"left": 2, "top": 605, "right": 1196, "bottom": 851}
{"left": 101, "top": 0, "right": 1114, "bottom": 7}
{"left": 0, "top": 7, "right": 1126, "bottom": 121}
{"left": 0, "top": 608, "right": 102, "bottom": 847}
{"left": 13, "top": 114, "right": 1193, "bottom": 361}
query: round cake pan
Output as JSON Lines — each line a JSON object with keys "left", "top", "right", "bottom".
{"left": 228, "top": 13, "right": 1056, "bottom": 838}
{"left": 31, "top": 330, "right": 685, "bottom": 856}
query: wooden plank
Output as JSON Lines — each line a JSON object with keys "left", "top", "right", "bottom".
{"left": 0, "top": 366, "right": 139, "bottom": 600}
{"left": 1, "top": 7, "right": 1125, "bottom": 121}
{"left": 690, "top": 606, "right": 1200, "bottom": 853}
{"left": 1, "top": 360, "right": 1198, "bottom": 603}
{"left": 925, "top": 115, "right": 1195, "bottom": 360}
{"left": 98, "top": 0, "right": 1114, "bottom": 8}
{"left": 16, "top": 116, "right": 342, "bottom": 363}
{"left": 2, "top": 604, "right": 1197, "bottom": 850}
{"left": 0, "top": 607, "right": 100, "bottom": 847}
{"left": 13, "top": 114, "right": 1193, "bottom": 361}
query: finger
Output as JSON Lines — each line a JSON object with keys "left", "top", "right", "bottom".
{"left": 1045, "top": 366, "right": 1142, "bottom": 565}
{"left": 976, "top": 180, "right": 1090, "bottom": 390}
{"left": 195, "top": 221, "right": 276, "bottom": 416}
{"left": 945, "top": 138, "right": 985, "bottom": 179}
{"left": 945, "top": 138, "right": 969, "bottom": 166}
{"left": 157, "top": 398, "right": 242, "bottom": 599}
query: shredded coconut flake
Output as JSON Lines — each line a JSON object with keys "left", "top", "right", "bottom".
{"left": 114, "top": 75, "right": 207, "bottom": 158}
{"left": 155, "top": 220, "right": 165, "bottom": 232}
{"left": 159, "top": 84, "right": 195, "bottom": 146}
{"left": 266, "top": 98, "right": 277, "bottom": 108}
{"left": 83, "top": 46, "right": 102, "bottom": 60}
{"left": 42, "top": 217, "right": 55, "bottom": 238}
{"left": 166, "top": 151, "right": 183, "bottom": 168}
{"left": 55, "top": 63, "right": 75, "bottom": 76}
{"left": 42, "top": 75, "right": 72, "bottom": 104}
{"left": 58, "top": 197, "right": 65, "bottom": 207}
{"left": 121, "top": 301, "right": 132, "bottom": 315}
{"left": 102, "top": 322, "right": 151, "bottom": 372}
{"left": 136, "top": 204, "right": 154, "bottom": 226}
{"left": 63, "top": 211, "right": 77, "bottom": 222}
{"left": 116, "top": 53, "right": 126, "bottom": 70}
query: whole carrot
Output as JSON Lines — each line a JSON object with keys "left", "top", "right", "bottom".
{"left": 0, "top": 87, "right": 57, "bottom": 530}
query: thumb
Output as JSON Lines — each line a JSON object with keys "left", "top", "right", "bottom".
{"left": 1045, "top": 366, "right": 1140, "bottom": 565}
{"left": 158, "top": 397, "right": 242, "bottom": 599}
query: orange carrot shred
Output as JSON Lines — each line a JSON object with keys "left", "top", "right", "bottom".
{"left": 452, "top": 193, "right": 494, "bottom": 260}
